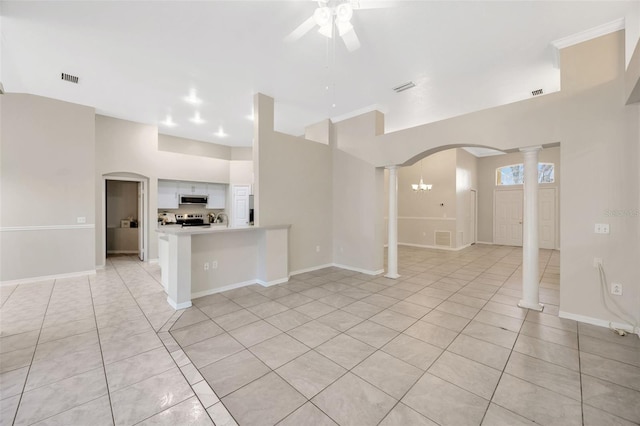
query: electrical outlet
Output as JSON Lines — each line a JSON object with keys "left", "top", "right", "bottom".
{"left": 593, "top": 258, "right": 603, "bottom": 268}
{"left": 594, "top": 223, "right": 610, "bottom": 234}
{"left": 316, "top": 245, "right": 320, "bottom": 253}
{"left": 204, "top": 262, "right": 209, "bottom": 271}
{"left": 611, "top": 283, "right": 623, "bottom": 296}
{"left": 77, "top": 217, "right": 86, "bottom": 224}
{"left": 211, "top": 261, "right": 218, "bottom": 269}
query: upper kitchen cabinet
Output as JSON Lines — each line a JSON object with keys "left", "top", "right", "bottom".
{"left": 158, "top": 180, "right": 179, "bottom": 209}
{"left": 179, "top": 181, "right": 207, "bottom": 195}
{"left": 207, "top": 184, "right": 226, "bottom": 209}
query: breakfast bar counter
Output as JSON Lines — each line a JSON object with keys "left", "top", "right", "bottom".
{"left": 157, "top": 225, "right": 290, "bottom": 309}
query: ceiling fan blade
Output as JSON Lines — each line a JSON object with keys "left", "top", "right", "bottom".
{"left": 341, "top": 28, "right": 361, "bottom": 52}
{"left": 284, "top": 16, "right": 317, "bottom": 43}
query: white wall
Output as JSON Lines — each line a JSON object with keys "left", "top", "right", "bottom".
{"left": 455, "top": 148, "right": 478, "bottom": 247}
{"left": 0, "top": 94, "right": 95, "bottom": 281}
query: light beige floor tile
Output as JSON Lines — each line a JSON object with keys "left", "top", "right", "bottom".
{"left": 429, "top": 351, "right": 501, "bottom": 399}
{"left": 232, "top": 292, "right": 271, "bottom": 308}
{"left": 287, "top": 320, "right": 340, "bottom": 347}
{"left": 31, "top": 395, "right": 113, "bottom": 426}
{"left": 316, "top": 334, "right": 376, "bottom": 369}
{"left": 14, "top": 368, "right": 108, "bottom": 425}
{"left": 274, "top": 293, "right": 315, "bottom": 308}
{"left": 582, "top": 404, "right": 639, "bottom": 426}
{"left": 170, "top": 320, "right": 224, "bottom": 348}
{"left": 265, "top": 309, "right": 313, "bottom": 331}
{"left": 101, "top": 329, "right": 163, "bottom": 365}
{"left": 462, "top": 321, "right": 518, "bottom": 349}
{"left": 294, "top": 300, "right": 337, "bottom": 319}
{"left": 435, "top": 301, "right": 480, "bottom": 319}
{"left": 0, "top": 330, "right": 39, "bottom": 354}
{"left": 352, "top": 351, "right": 423, "bottom": 399}
{"left": 449, "top": 335, "right": 509, "bottom": 372}
{"left": 387, "top": 301, "right": 432, "bottom": 319}
{"left": 246, "top": 300, "right": 289, "bottom": 318}
{"left": 33, "top": 330, "right": 98, "bottom": 362}
{"left": 98, "top": 316, "right": 154, "bottom": 343}
{"left": 278, "top": 402, "right": 338, "bottom": 426}
{"left": 276, "top": 350, "right": 346, "bottom": 399}
{"left": 110, "top": 367, "right": 193, "bottom": 426}
{"left": 316, "top": 310, "right": 364, "bottom": 332}
{"left": 182, "top": 333, "right": 245, "bottom": 368}
{"left": 582, "top": 374, "right": 640, "bottom": 424}
{"left": 0, "top": 394, "right": 20, "bottom": 426}
{"left": 38, "top": 317, "right": 97, "bottom": 344}
{"left": 312, "top": 372, "right": 397, "bottom": 426}
{"left": 482, "top": 301, "right": 528, "bottom": 319}
{"left": 345, "top": 320, "right": 399, "bottom": 348}
{"left": 25, "top": 344, "right": 103, "bottom": 391}
{"left": 581, "top": 351, "right": 640, "bottom": 392}
{"left": 212, "top": 309, "right": 260, "bottom": 331}
{"left": 404, "top": 321, "right": 458, "bottom": 348}
{"left": 228, "top": 320, "right": 281, "bottom": 347}
{"left": 0, "top": 366, "right": 28, "bottom": 400}
{"left": 519, "top": 321, "right": 578, "bottom": 348}
{"left": 379, "top": 403, "right": 438, "bottom": 426}
{"left": 192, "top": 380, "right": 219, "bottom": 408}
{"left": 138, "top": 396, "right": 213, "bottom": 425}
{"left": 369, "top": 310, "right": 417, "bottom": 332}
{"left": 382, "top": 333, "right": 443, "bottom": 370}
{"left": 197, "top": 300, "right": 243, "bottom": 319}
{"left": 513, "top": 334, "right": 579, "bottom": 371}
{"left": 481, "top": 403, "right": 537, "bottom": 425}
{"left": 579, "top": 335, "right": 640, "bottom": 367}
{"left": 525, "top": 311, "right": 577, "bottom": 332}
{"left": 249, "top": 333, "right": 309, "bottom": 369}
{"left": 199, "top": 349, "right": 270, "bottom": 397}
{"left": 505, "top": 352, "right": 581, "bottom": 400}
{"left": 206, "top": 402, "right": 238, "bottom": 426}
{"left": 318, "top": 293, "right": 357, "bottom": 309}
{"left": 341, "top": 301, "right": 385, "bottom": 319}
{"left": 578, "top": 322, "right": 640, "bottom": 349}
{"left": 421, "top": 310, "right": 470, "bottom": 332}
{"left": 223, "top": 372, "right": 306, "bottom": 426}
{"left": 0, "top": 347, "right": 35, "bottom": 374}
{"left": 105, "top": 346, "right": 175, "bottom": 392}
{"left": 403, "top": 294, "right": 444, "bottom": 309}
{"left": 180, "top": 362, "right": 204, "bottom": 385}
{"left": 474, "top": 310, "right": 523, "bottom": 333}
{"left": 402, "top": 373, "right": 489, "bottom": 426}
{"left": 492, "top": 374, "right": 582, "bottom": 426}
{"left": 448, "top": 293, "right": 487, "bottom": 309}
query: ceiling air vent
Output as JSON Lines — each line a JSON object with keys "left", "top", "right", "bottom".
{"left": 61, "top": 73, "right": 79, "bottom": 84}
{"left": 531, "top": 88, "right": 544, "bottom": 96}
{"left": 392, "top": 81, "right": 415, "bottom": 93}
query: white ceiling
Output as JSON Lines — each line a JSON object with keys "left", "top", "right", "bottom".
{"left": 1, "top": 1, "right": 637, "bottom": 147}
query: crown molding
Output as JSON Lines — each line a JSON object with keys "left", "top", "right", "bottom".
{"left": 551, "top": 18, "right": 625, "bottom": 50}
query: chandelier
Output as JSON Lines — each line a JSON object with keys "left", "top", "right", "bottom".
{"left": 412, "top": 160, "right": 433, "bottom": 192}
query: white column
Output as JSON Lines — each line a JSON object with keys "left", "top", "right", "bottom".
{"left": 518, "top": 146, "right": 544, "bottom": 311}
{"left": 166, "top": 233, "right": 193, "bottom": 310}
{"left": 385, "top": 165, "right": 400, "bottom": 279}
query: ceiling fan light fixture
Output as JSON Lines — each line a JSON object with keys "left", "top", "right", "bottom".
{"left": 318, "top": 23, "right": 333, "bottom": 38}
{"left": 335, "top": 3, "right": 353, "bottom": 23}
{"left": 337, "top": 21, "right": 354, "bottom": 36}
{"left": 314, "top": 7, "right": 332, "bottom": 27}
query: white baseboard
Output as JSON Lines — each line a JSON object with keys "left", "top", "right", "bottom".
{"left": 1, "top": 269, "right": 97, "bottom": 287}
{"left": 559, "top": 310, "right": 639, "bottom": 335}
{"left": 148, "top": 258, "right": 159, "bottom": 264}
{"left": 191, "top": 279, "right": 259, "bottom": 299}
{"left": 476, "top": 241, "right": 494, "bottom": 245}
{"left": 107, "top": 250, "right": 139, "bottom": 254}
{"left": 290, "top": 263, "right": 334, "bottom": 277}
{"left": 167, "top": 297, "right": 192, "bottom": 310}
{"left": 398, "top": 242, "right": 471, "bottom": 252}
{"left": 332, "top": 263, "right": 384, "bottom": 276}
{"left": 256, "top": 277, "right": 290, "bottom": 287}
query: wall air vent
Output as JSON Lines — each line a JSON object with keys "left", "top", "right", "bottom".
{"left": 61, "top": 73, "right": 79, "bottom": 84}
{"left": 392, "top": 81, "right": 416, "bottom": 93}
{"left": 531, "top": 88, "right": 544, "bottom": 96}
{"left": 434, "top": 231, "right": 451, "bottom": 247}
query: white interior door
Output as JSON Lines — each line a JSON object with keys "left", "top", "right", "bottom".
{"left": 494, "top": 190, "right": 523, "bottom": 246}
{"left": 137, "top": 182, "right": 144, "bottom": 261}
{"left": 232, "top": 185, "right": 250, "bottom": 228}
{"left": 538, "top": 187, "right": 556, "bottom": 249}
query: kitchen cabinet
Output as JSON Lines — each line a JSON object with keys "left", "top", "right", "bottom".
{"left": 179, "top": 181, "right": 207, "bottom": 195}
{"left": 158, "top": 180, "right": 179, "bottom": 209}
{"left": 207, "top": 184, "right": 226, "bottom": 209}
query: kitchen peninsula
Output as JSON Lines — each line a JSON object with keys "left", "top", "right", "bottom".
{"left": 157, "top": 224, "right": 290, "bottom": 309}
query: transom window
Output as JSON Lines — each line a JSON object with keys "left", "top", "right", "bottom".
{"left": 496, "top": 163, "right": 555, "bottom": 185}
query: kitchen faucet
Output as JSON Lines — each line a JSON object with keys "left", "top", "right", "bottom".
{"left": 215, "top": 212, "right": 229, "bottom": 227}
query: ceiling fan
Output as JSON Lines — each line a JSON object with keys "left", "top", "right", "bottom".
{"left": 285, "top": 0, "right": 391, "bottom": 52}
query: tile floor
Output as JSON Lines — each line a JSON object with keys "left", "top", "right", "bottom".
{"left": 1, "top": 245, "right": 639, "bottom": 425}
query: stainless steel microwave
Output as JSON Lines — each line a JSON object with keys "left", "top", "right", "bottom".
{"left": 179, "top": 194, "right": 208, "bottom": 205}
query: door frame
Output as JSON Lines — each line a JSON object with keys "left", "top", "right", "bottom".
{"left": 102, "top": 175, "right": 149, "bottom": 264}
{"left": 470, "top": 189, "right": 477, "bottom": 245}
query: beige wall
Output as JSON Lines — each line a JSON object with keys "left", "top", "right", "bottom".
{"left": 158, "top": 134, "right": 231, "bottom": 160}
{"left": 0, "top": 94, "right": 96, "bottom": 281}
{"left": 334, "top": 31, "right": 639, "bottom": 329}
{"left": 106, "top": 180, "right": 138, "bottom": 228}
{"left": 254, "top": 94, "right": 334, "bottom": 273}
{"left": 477, "top": 146, "right": 561, "bottom": 244}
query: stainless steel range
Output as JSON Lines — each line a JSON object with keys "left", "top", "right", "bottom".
{"left": 175, "top": 213, "right": 210, "bottom": 227}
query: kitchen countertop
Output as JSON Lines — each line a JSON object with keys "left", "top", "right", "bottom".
{"left": 156, "top": 224, "right": 289, "bottom": 235}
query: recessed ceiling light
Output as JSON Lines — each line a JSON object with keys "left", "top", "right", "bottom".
{"left": 214, "top": 126, "right": 228, "bottom": 138}
{"left": 245, "top": 114, "right": 254, "bottom": 121}
{"left": 190, "top": 111, "right": 205, "bottom": 124}
{"left": 184, "top": 89, "right": 202, "bottom": 105}
{"left": 161, "top": 115, "right": 177, "bottom": 127}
